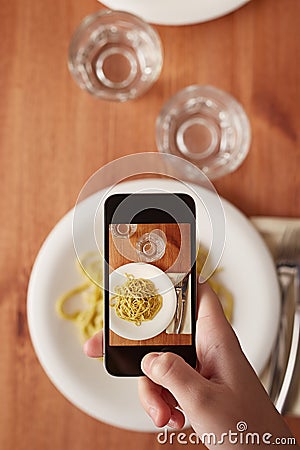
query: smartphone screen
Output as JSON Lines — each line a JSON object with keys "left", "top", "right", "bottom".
{"left": 104, "top": 193, "right": 196, "bottom": 376}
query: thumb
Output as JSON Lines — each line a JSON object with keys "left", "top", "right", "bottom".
{"left": 141, "top": 352, "right": 207, "bottom": 418}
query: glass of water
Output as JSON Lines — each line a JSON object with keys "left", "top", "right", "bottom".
{"left": 136, "top": 229, "right": 167, "bottom": 262}
{"left": 68, "top": 10, "right": 163, "bottom": 102}
{"left": 110, "top": 224, "right": 137, "bottom": 238}
{"left": 156, "top": 85, "right": 251, "bottom": 180}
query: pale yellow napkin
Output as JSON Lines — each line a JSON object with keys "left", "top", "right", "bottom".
{"left": 165, "top": 274, "right": 191, "bottom": 334}
{"left": 251, "top": 216, "right": 300, "bottom": 416}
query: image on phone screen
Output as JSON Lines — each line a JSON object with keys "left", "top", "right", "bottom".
{"left": 104, "top": 193, "right": 196, "bottom": 376}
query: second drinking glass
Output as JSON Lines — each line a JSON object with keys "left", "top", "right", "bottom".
{"left": 136, "top": 229, "right": 167, "bottom": 262}
{"left": 68, "top": 10, "right": 163, "bottom": 101}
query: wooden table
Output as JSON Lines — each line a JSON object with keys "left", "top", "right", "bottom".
{"left": 109, "top": 224, "right": 187, "bottom": 273}
{"left": 1, "top": 0, "right": 299, "bottom": 449}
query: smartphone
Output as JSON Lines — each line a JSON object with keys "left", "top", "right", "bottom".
{"left": 104, "top": 193, "right": 197, "bottom": 376}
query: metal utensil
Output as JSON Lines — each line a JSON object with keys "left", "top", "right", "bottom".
{"left": 268, "top": 267, "right": 296, "bottom": 402}
{"left": 174, "top": 273, "right": 190, "bottom": 334}
{"left": 276, "top": 270, "right": 300, "bottom": 413}
{"left": 269, "top": 227, "right": 300, "bottom": 413}
{"left": 174, "top": 279, "right": 183, "bottom": 333}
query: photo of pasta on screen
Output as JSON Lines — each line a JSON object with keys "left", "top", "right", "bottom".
{"left": 108, "top": 223, "right": 193, "bottom": 346}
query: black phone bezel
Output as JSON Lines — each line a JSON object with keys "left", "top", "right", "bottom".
{"left": 104, "top": 193, "right": 197, "bottom": 377}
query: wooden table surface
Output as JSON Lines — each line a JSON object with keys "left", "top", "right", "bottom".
{"left": 1, "top": 0, "right": 299, "bottom": 449}
{"left": 109, "top": 224, "right": 186, "bottom": 273}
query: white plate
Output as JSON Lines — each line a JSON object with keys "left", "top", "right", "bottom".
{"left": 27, "top": 179, "right": 280, "bottom": 432}
{"left": 110, "top": 263, "right": 177, "bottom": 340}
{"left": 98, "top": 0, "right": 251, "bottom": 26}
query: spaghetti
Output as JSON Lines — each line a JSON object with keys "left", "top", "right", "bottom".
{"left": 55, "top": 253, "right": 103, "bottom": 341}
{"left": 110, "top": 274, "right": 162, "bottom": 326}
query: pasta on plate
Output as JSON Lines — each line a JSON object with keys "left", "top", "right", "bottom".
{"left": 110, "top": 273, "right": 162, "bottom": 326}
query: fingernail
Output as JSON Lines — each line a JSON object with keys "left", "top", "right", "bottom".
{"left": 149, "top": 407, "right": 158, "bottom": 422}
{"left": 198, "top": 274, "right": 205, "bottom": 284}
{"left": 167, "top": 414, "right": 177, "bottom": 428}
{"left": 141, "top": 353, "right": 161, "bottom": 374}
{"left": 83, "top": 340, "right": 91, "bottom": 356}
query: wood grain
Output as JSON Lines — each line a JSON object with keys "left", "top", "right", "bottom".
{"left": 109, "top": 223, "right": 190, "bottom": 272}
{"left": 109, "top": 329, "right": 192, "bottom": 347}
{"left": 0, "top": 0, "right": 299, "bottom": 449}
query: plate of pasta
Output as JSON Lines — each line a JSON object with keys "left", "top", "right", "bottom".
{"left": 27, "top": 178, "right": 280, "bottom": 432}
{"left": 109, "top": 263, "right": 177, "bottom": 340}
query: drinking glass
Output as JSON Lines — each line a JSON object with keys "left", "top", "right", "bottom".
{"left": 68, "top": 10, "right": 163, "bottom": 101}
{"left": 156, "top": 85, "right": 251, "bottom": 179}
{"left": 110, "top": 224, "right": 137, "bottom": 238}
{"left": 136, "top": 229, "right": 167, "bottom": 262}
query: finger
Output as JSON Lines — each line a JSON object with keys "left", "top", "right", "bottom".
{"left": 138, "top": 376, "right": 172, "bottom": 427}
{"left": 167, "top": 406, "right": 185, "bottom": 429}
{"left": 161, "top": 388, "right": 178, "bottom": 409}
{"left": 141, "top": 352, "right": 208, "bottom": 420}
{"left": 83, "top": 331, "right": 103, "bottom": 357}
{"left": 196, "top": 281, "right": 243, "bottom": 380}
{"left": 197, "top": 281, "right": 229, "bottom": 323}
{"left": 197, "top": 281, "right": 240, "bottom": 346}
{"left": 138, "top": 376, "right": 185, "bottom": 429}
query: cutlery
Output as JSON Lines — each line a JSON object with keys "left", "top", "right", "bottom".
{"left": 268, "top": 227, "right": 300, "bottom": 414}
{"left": 174, "top": 280, "right": 183, "bottom": 333}
{"left": 174, "top": 273, "right": 190, "bottom": 334}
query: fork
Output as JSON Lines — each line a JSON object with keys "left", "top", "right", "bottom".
{"left": 269, "top": 227, "right": 300, "bottom": 414}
